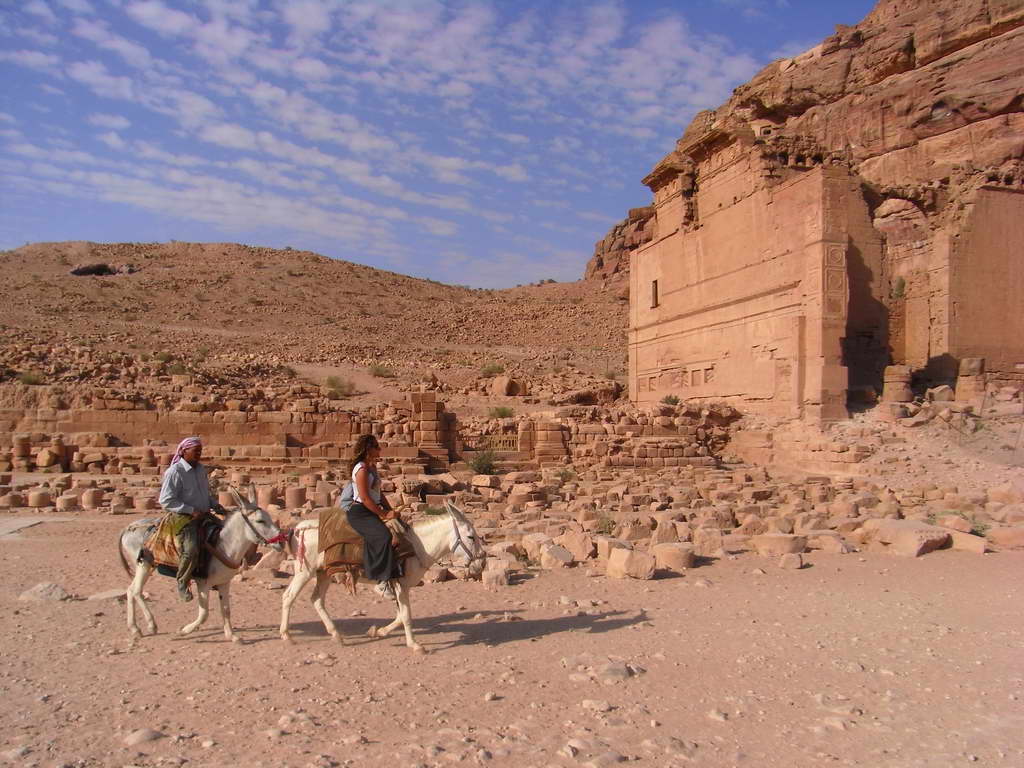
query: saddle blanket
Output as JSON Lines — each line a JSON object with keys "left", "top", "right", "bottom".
{"left": 319, "top": 507, "right": 417, "bottom": 574}
{"left": 140, "top": 514, "right": 222, "bottom": 578}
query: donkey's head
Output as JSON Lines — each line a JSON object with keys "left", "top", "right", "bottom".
{"left": 444, "top": 500, "right": 486, "bottom": 576}
{"left": 229, "top": 484, "right": 286, "bottom": 552}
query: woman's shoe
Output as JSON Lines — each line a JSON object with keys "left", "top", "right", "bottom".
{"left": 374, "top": 580, "right": 396, "bottom": 600}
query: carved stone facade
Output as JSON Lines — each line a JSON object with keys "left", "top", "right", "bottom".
{"left": 628, "top": 0, "right": 1024, "bottom": 422}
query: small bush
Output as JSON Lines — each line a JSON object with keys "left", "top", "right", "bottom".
{"left": 195, "top": 346, "right": 210, "bottom": 362}
{"left": 556, "top": 468, "right": 576, "bottom": 483}
{"left": 369, "top": 364, "right": 395, "bottom": 378}
{"left": 594, "top": 516, "right": 615, "bottom": 536}
{"left": 167, "top": 362, "right": 188, "bottom": 375}
{"left": 282, "top": 365, "right": 297, "bottom": 378}
{"left": 424, "top": 506, "right": 446, "bottom": 516}
{"left": 480, "top": 363, "right": 504, "bottom": 377}
{"left": 489, "top": 406, "right": 514, "bottom": 418}
{"left": 155, "top": 351, "right": 173, "bottom": 363}
{"left": 661, "top": 394, "right": 681, "bottom": 405}
{"left": 469, "top": 449, "right": 497, "bottom": 475}
{"left": 18, "top": 371, "right": 44, "bottom": 385}
{"left": 325, "top": 376, "right": 356, "bottom": 398}
{"left": 890, "top": 276, "right": 906, "bottom": 299}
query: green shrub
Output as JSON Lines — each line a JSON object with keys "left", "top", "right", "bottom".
{"left": 155, "top": 351, "right": 173, "bottom": 363}
{"left": 594, "top": 516, "right": 615, "bottom": 536}
{"left": 890, "top": 276, "right": 906, "bottom": 299}
{"left": 168, "top": 362, "right": 188, "bottom": 375}
{"left": 661, "top": 394, "right": 680, "bottom": 405}
{"left": 469, "top": 449, "right": 497, "bottom": 475}
{"left": 325, "top": 377, "right": 356, "bottom": 398}
{"left": 556, "top": 468, "right": 576, "bottom": 483}
{"left": 281, "top": 365, "right": 297, "bottom": 378}
{"left": 489, "top": 406, "right": 514, "bottom": 418}
{"left": 18, "top": 371, "right": 43, "bottom": 385}
{"left": 369, "top": 364, "right": 395, "bottom": 378}
{"left": 480, "top": 363, "right": 504, "bottom": 377}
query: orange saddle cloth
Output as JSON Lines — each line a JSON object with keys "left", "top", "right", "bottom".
{"left": 319, "top": 507, "right": 416, "bottom": 575}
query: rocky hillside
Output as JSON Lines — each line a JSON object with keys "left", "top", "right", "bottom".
{"left": 0, "top": 241, "right": 628, "bottom": 389}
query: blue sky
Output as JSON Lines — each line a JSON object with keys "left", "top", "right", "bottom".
{"left": 0, "top": 0, "right": 876, "bottom": 288}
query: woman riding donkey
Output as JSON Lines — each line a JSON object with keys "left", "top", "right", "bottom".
{"left": 346, "top": 434, "right": 404, "bottom": 599}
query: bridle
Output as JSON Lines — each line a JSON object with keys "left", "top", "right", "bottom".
{"left": 237, "top": 506, "right": 288, "bottom": 547}
{"left": 450, "top": 515, "right": 485, "bottom": 565}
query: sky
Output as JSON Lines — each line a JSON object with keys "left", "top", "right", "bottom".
{"left": 0, "top": 0, "right": 877, "bottom": 288}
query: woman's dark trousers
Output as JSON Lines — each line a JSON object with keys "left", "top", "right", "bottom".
{"left": 346, "top": 503, "right": 398, "bottom": 581}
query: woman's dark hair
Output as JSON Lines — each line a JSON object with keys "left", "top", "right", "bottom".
{"left": 349, "top": 434, "right": 380, "bottom": 476}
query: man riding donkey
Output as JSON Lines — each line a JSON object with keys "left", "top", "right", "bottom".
{"left": 158, "top": 436, "right": 228, "bottom": 602}
{"left": 345, "top": 434, "right": 405, "bottom": 599}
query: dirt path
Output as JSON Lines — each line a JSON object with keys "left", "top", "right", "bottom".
{"left": 1, "top": 514, "right": 1022, "bottom": 768}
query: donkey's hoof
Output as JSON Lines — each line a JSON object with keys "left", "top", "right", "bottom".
{"left": 332, "top": 634, "right": 346, "bottom": 645}
{"left": 411, "top": 643, "right": 427, "bottom": 655}
{"left": 366, "top": 626, "right": 379, "bottom": 638}
{"left": 280, "top": 633, "right": 294, "bottom": 644}
{"left": 230, "top": 635, "right": 245, "bottom": 645}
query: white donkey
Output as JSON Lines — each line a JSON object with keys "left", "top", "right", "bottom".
{"left": 118, "top": 486, "right": 285, "bottom": 645}
{"left": 280, "top": 501, "right": 486, "bottom": 653}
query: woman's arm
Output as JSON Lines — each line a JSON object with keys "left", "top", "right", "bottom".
{"left": 355, "top": 466, "right": 390, "bottom": 518}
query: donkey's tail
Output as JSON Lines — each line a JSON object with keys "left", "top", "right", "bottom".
{"left": 117, "top": 533, "right": 133, "bottom": 577}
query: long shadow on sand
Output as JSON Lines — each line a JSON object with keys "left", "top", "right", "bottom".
{"left": 281, "top": 607, "right": 647, "bottom": 650}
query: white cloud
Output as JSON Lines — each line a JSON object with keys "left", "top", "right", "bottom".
{"left": 126, "top": 1, "right": 198, "bottom": 36}
{"left": 199, "top": 122, "right": 258, "bottom": 150}
{"left": 281, "top": 0, "right": 333, "bottom": 41}
{"left": 98, "top": 131, "right": 127, "bottom": 149}
{"left": 25, "top": 1, "right": 58, "bottom": 24}
{"left": 0, "top": 113, "right": 15, "bottom": 123}
{"left": 0, "top": 50, "right": 62, "bottom": 73}
{"left": 57, "top": 0, "right": 96, "bottom": 14}
{"left": 67, "top": 60, "right": 135, "bottom": 100}
{"left": 72, "top": 18, "right": 154, "bottom": 69}
{"left": 292, "top": 57, "right": 330, "bottom": 81}
{"left": 87, "top": 113, "right": 131, "bottom": 130}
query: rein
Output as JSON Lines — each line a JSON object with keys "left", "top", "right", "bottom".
{"left": 204, "top": 508, "right": 285, "bottom": 571}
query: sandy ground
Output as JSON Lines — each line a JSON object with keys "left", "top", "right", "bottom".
{"left": 1, "top": 513, "right": 1022, "bottom": 768}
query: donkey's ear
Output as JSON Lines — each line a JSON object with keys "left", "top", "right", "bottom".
{"left": 247, "top": 483, "right": 258, "bottom": 506}
{"left": 445, "top": 500, "right": 466, "bottom": 521}
{"left": 229, "top": 486, "right": 245, "bottom": 510}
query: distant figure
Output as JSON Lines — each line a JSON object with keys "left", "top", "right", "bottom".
{"left": 345, "top": 434, "right": 402, "bottom": 598}
{"left": 158, "top": 436, "right": 225, "bottom": 601}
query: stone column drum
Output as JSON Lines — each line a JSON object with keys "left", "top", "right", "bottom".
{"left": 882, "top": 365, "right": 913, "bottom": 402}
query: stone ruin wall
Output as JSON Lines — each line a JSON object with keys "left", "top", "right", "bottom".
{"left": 628, "top": 0, "right": 1024, "bottom": 421}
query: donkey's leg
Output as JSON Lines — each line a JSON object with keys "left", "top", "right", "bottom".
{"left": 179, "top": 580, "right": 210, "bottom": 636}
{"left": 310, "top": 571, "right": 344, "bottom": 644}
{"left": 280, "top": 567, "right": 314, "bottom": 643}
{"left": 216, "top": 582, "right": 244, "bottom": 644}
{"left": 369, "top": 581, "right": 423, "bottom": 653}
{"left": 126, "top": 561, "right": 155, "bottom": 644}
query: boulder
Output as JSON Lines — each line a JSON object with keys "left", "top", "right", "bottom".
{"left": 554, "top": 531, "right": 595, "bottom": 561}
{"left": 985, "top": 526, "right": 1024, "bottom": 550}
{"left": 540, "top": 544, "right": 574, "bottom": 569}
{"left": 779, "top": 553, "right": 804, "bottom": 570}
{"left": 606, "top": 548, "right": 655, "bottom": 580}
{"left": 751, "top": 533, "right": 807, "bottom": 557}
{"left": 19, "top": 582, "right": 72, "bottom": 601}
{"left": 861, "top": 519, "right": 950, "bottom": 556}
{"left": 651, "top": 542, "right": 695, "bottom": 571}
